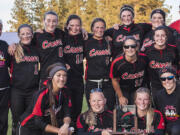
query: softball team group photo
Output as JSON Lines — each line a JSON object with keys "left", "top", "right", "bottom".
{"left": 0, "top": 3, "right": 180, "bottom": 135}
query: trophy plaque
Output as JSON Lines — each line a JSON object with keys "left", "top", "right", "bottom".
{"left": 112, "top": 105, "right": 138, "bottom": 135}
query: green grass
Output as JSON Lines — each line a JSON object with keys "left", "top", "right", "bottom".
{"left": 7, "top": 111, "right": 12, "bottom": 135}
{"left": 7, "top": 95, "right": 88, "bottom": 135}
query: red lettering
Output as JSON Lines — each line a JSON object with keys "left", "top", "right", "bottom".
{"left": 42, "top": 40, "right": 62, "bottom": 49}
{"left": 89, "top": 49, "right": 111, "bottom": 57}
{"left": 64, "top": 45, "right": 83, "bottom": 54}
{"left": 121, "top": 71, "right": 144, "bottom": 80}
{"left": 149, "top": 60, "right": 171, "bottom": 69}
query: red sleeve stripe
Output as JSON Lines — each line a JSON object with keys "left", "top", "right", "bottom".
{"left": 21, "top": 114, "right": 34, "bottom": 126}
{"left": 43, "top": 80, "right": 48, "bottom": 86}
{"left": 138, "top": 52, "right": 147, "bottom": 56}
{"left": 76, "top": 115, "right": 83, "bottom": 128}
{"left": 68, "top": 99, "right": 72, "bottom": 107}
{"left": 168, "top": 44, "right": 176, "bottom": 48}
{"left": 10, "top": 61, "right": 13, "bottom": 82}
{"left": 21, "top": 89, "right": 48, "bottom": 126}
{"left": 32, "top": 89, "right": 48, "bottom": 116}
{"left": 107, "top": 110, "right": 113, "bottom": 114}
{"left": 154, "top": 110, "right": 165, "bottom": 129}
{"left": 109, "top": 56, "right": 123, "bottom": 78}
{"left": 85, "top": 60, "right": 88, "bottom": 80}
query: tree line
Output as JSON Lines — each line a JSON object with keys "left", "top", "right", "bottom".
{"left": 8, "top": 0, "right": 169, "bottom": 32}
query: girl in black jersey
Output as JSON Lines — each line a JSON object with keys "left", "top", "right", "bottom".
{"left": 105, "top": 5, "right": 152, "bottom": 59}
{"left": 141, "top": 9, "right": 180, "bottom": 51}
{"left": 33, "top": 11, "right": 65, "bottom": 84}
{"left": 63, "top": 14, "right": 84, "bottom": 127}
{"left": 121, "top": 87, "right": 165, "bottom": 135}
{"left": 154, "top": 67, "right": 180, "bottom": 135}
{"left": 77, "top": 88, "right": 112, "bottom": 135}
{"left": 10, "top": 24, "right": 40, "bottom": 135}
{"left": 85, "top": 18, "right": 115, "bottom": 111}
{"left": 110, "top": 36, "right": 148, "bottom": 105}
{"left": 17, "top": 63, "right": 72, "bottom": 135}
{"left": 141, "top": 26, "right": 180, "bottom": 97}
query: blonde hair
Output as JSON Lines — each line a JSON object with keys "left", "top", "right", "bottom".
{"left": 83, "top": 109, "right": 97, "bottom": 127}
{"left": 14, "top": 42, "right": 24, "bottom": 63}
{"left": 134, "top": 87, "right": 154, "bottom": 133}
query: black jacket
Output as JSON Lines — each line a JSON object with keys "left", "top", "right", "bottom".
{"left": 0, "top": 40, "right": 10, "bottom": 88}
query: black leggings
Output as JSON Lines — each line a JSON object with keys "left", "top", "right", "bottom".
{"left": 66, "top": 76, "right": 84, "bottom": 126}
{"left": 11, "top": 88, "right": 37, "bottom": 135}
{"left": 16, "top": 123, "right": 42, "bottom": 135}
{"left": 0, "top": 88, "right": 9, "bottom": 135}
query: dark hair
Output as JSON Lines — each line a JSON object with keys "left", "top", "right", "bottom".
{"left": 17, "top": 24, "right": 33, "bottom": 34}
{"left": 91, "top": 18, "right": 106, "bottom": 32}
{"left": 151, "top": 9, "right": 166, "bottom": 21}
{"left": 120, "top": 5, "right": 134, "bottom": 18}
{"left": 44, "top": 11, "right": 58, "bottom": 21}
{"left": 46, "top": 62, "right": 67, "bottom": 127}
{"left": 66, "top": 14, "right": 82, "bottom": 27}
{"left": 64, "top": 14, "right": 82, "bottom": 32}
{"left": 159, "top": 66, "right": 177, "bottom": 77}
{"left": 153, "top": 26, "right": 168, "bottom": 41}
{"left": 123, "top": 36, "right": 138, "bottom": 46}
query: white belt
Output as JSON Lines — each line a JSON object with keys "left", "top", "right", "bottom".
{"left": 89, "top": 79, "right": 109, "bottom": 82}
{"left": 0, "top": 87, "right": 9, "bottom": 91}
{"left": 88, "top": 79, "right": 109, "bottom": 89}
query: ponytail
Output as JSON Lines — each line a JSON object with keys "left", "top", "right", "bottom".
{"left": 83, "top": 109, "right": 97, "bottom": 127}
{"left": 47, "top": 80, "right": 58, "bottom": 127}
{"left": 14, "top": 42, "right": 24, "bottom": 63}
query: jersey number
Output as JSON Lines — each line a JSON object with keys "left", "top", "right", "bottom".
{"left": 59, "top": 47, "right": 63, "bottom": 57}
{"left": 76, "top": 54, "right": 83, "bottom": 64}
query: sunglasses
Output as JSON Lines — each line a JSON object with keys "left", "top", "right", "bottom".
{"left": 160, "top": 76, "right": 174, "bottom": 81}
{"left": 90, "top": 88, "right": 103, "bottom": 93}
{"left": 123, "top": 44, "right": 137, "bottom": 49}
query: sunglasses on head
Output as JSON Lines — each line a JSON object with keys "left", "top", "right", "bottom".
{"left": 90, "top": 88, "right": 103, "bottom": 93}
{"left": 160, "top": 76, "right": 174, "bottom": 81}
{"left": 123, "top": 44, "right": 137, "bottom": 49}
